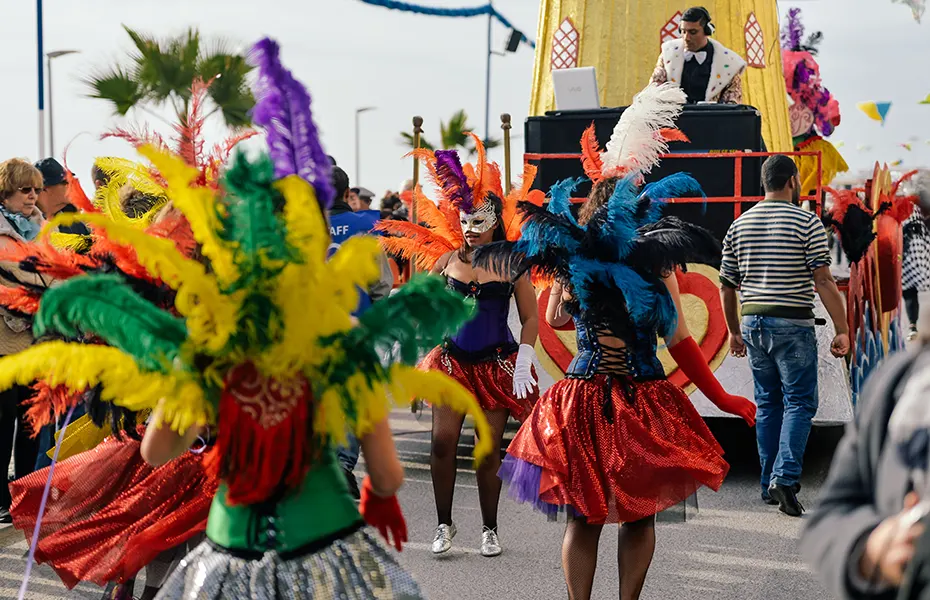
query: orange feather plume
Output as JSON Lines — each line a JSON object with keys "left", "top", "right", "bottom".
{"left": 146, "top": 211, "right": 197, "bottom": 257}
{"left": 25, "top": 383, "right": 85, "bottom": 433}
{"left": 0, "top": 287, "right": 40, "bottom": 315}
{"left": 484, "top": 162, "right": 504, "bottom": 199}
{"left": 502, "top": 163, "right": 541, "bottom": 241}
{"left": 0, "top": 239, "right": 95, "bottom": 280}
{"left": 467, "top": 132, "right": 489, "bottom": 203}
{"left": 375, "top": 220, "right": 457, "bottom": 271}
{"left": 580, "top": 124, "right": 604, "bottom": 183}
{"left": 659, "top": 128, "right": 690, "bottom": 143}
{"left": 409, "top": 186, "right": 461, "bottom": 244}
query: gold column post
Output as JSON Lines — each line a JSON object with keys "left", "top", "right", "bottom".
{"left": 501, "top": 113, "right": 513, "bottom": 195}
{"left": 410, "top": 116, "right": 423, "bottom": 275}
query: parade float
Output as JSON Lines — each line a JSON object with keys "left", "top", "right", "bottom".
{"left": 516, "top": 3, "right": 911, "bottom": 425}
{"left": 381, "top": 1, "right": 918, "bottom": 425}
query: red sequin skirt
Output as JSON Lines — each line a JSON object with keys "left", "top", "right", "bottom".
{"left": 419, "top": 345, "right": 536, "bottom": 421}
{"left": 9, "top": 434, "right": 218, "bottom": 589}
{"left": 499, "top": 376, "right": 728, "bottom": 524}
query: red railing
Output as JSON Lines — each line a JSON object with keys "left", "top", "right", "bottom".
{"left": 523, "top": 150, "right": 824, "bottom": 220}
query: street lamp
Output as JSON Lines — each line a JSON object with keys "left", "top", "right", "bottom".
{"left": 355, "top": 107, "right": 376, "bottom": 186}
{"left": 46, "top": 49, "right": 80, "bottom": 159}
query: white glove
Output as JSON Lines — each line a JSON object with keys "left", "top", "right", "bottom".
{"left": 512, "top": 344, "right": 539, "bottom": 400}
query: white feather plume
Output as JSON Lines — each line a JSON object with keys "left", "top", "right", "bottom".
{"left": 601, "top": 83, "right": 687, "bottom": 178}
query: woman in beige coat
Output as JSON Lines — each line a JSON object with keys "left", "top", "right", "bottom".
{"left": 0, "top": 158, "right": 47, "bottom": 523}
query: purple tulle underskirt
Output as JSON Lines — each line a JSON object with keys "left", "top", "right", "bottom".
{"left": 498, "top": 455, "right": 579, "bottom": 521}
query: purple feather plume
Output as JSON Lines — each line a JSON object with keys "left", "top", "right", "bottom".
{"left": 433, "top": 150, "right": 474, "bottom": 213}
{"left": 780, "top": 7, "right": 804, "bottom": 51}
{"left": 249, "top": 38, "right": 335, "bottom": 209}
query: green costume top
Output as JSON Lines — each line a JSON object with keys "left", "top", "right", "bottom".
{"left": 206, "top": 447, "right": 362, "bottom": 553}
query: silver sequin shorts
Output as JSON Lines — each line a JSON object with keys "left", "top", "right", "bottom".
{"left": 154, "top": 527, "right": 425, "bottom": 599}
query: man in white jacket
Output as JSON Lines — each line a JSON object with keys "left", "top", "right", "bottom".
{"left": 650, "top": 6, "right": 745, "bottom": 104}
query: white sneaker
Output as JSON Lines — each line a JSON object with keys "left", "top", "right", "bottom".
{"left": 480, "top": 526, "right": 502, "bottom": 557}
{"left": 431, "top": 523, "right": 456, "bottom": 554}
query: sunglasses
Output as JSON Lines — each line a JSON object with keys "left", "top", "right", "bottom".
{"left": 17, "top": 186, "right": 44, "bottom": 195}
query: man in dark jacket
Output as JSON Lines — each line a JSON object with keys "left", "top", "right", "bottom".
{"left": 802, "top": 343, "right": 930, "bottom": 599}
{"left": 327, "top": 166, "right": 394, "bottom": 499}
{"left": 35, "top": 158, "right": 90, "bottom": 236}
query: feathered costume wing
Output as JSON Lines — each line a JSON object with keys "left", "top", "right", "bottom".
{"left": 0, "top": 38, "right": 491, "bottom": 507}
{"left": 373, "top": 134, "right": 545, "bottom": 271}
{"left": 474, "top": 84, "right": 715, "bottom": 337}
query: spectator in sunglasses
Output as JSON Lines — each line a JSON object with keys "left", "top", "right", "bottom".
{"left": 0, "top": 158, "right": 49, "bottom": 523}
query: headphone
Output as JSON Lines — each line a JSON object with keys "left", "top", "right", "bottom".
{"left": 681, "top": 7, "right": 715, "bottom": 36}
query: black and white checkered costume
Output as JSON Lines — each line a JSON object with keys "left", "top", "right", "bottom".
{"left": 903, "top": 205, "right": 930, "bottom": 292}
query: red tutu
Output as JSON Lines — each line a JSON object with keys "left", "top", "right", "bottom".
{"left": 500, "top": 376, "right": 728, "bottom": 524}
{"left": 419, "top": 346, "right": 536, "bottom": 421}
{"left": 10, "top": 435, "right": 218, "bottom": 589}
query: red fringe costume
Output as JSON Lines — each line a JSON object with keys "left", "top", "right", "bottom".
{"left": 10, "top": 433, "right": 217, "bottom": 589}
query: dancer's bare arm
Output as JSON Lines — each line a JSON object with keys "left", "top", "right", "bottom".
{"left": 360, "top": 418, "right": 405, "bottom": 497}
{"left": 546, "top": 282, "right": 572, "bottom": 328}
{"left": 140, "top": 404, "right": 200, "bottom": 467}
{"left": 661, "top": 271, "right": 690, "bottom": 348}
{"left": 514, "top": 274, "right": 539, "bottom": 345}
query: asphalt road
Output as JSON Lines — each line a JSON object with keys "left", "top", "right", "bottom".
{"left": 0, "top": 407, "right": 845, "bottom": 600}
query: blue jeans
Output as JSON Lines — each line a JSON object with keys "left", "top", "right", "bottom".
{"left": 741, "top": 316, "right": 818, "bottom": 490}
{"left": 336, "top": 431, "right": 360, "bottom": 472}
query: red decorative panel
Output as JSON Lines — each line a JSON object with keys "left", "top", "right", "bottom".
{"left": 551, "top": 18, "right": 580, "bottom": 71}
{"left": 660, "top": 11, "right": 683, "bottom": 50}
{"left": 744, "top": 13, "right": 766, "bottom": 68}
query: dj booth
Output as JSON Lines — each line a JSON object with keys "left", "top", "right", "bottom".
{"left": 524, "top": 104, "right": 769, "bottom": 240}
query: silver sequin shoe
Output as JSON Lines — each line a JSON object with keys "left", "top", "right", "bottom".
{"left": 480, "top": 526, "right": 502, "bottom": 557}
{"left": 431, "top": 523, "right": 457, "bottom": 554}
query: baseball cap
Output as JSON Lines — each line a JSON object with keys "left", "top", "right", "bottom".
{"left": 34, "top": 158, "right": 69, "bottom": 187}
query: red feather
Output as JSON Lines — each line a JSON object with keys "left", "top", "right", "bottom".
{"left": 580, "top": 124, "right": 604, "bottom": 183}
{"left": 175, "top": 77, "right": 211, "bottom": 169}
{"left": 101, "top": 124, "right": 169, "bottom": 152}
{"left": 61, "top": 142, "right": 99, "bottom": 214}
{"left": 146, "top": 211, "right": 197, "bottom": 257}
{"left": 825, "top": 187, "right": 869, "bottom": 224}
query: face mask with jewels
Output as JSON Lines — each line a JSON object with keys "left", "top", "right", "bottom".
{"left": 460, "top": 201, "right": 498, "bottom": 237}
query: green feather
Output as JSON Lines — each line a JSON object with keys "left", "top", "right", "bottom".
{"left": 34, "top": 274, "right": 188, "bottom": 372}
{"left": 220, "top": 152, "right": 292, "bottom": 275}
{"left": 321, "top": 274, "right": 476, "bottom": 389}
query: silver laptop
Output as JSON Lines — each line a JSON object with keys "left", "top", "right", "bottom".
{"left": 552, "top": 67, "right": 600, "bottom": 111}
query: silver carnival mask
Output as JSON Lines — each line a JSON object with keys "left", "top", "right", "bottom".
{"left": 460, "top": 202, "right": 498, "bottom": 236}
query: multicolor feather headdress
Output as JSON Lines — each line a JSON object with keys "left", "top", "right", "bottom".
{"left": 0, "top": 37, "right": 490, "bottom": 506}
{"left": 581, "top": 83, "right": 689, "bottom": 184}
{"left": 374, "top": 136, "right": 546, "bottom": 271}
{"left": 781, "top": 8, "right": 840, "bottom": 138}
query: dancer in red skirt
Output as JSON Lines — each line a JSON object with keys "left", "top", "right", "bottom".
{"left": 475, "top": 83, "right": 756, "bottom": 600}
{"left": 377, "top": 139, "right": 545, "bottom": 557}
{"left": 10, "top": 430, "right": 217, "bottom": 593}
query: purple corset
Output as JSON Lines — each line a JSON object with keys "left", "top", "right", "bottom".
{"left": 446, "top": 278, "right": 516, "bottom": 356}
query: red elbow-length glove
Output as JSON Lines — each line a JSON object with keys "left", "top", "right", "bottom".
{"left": 668, "top": 336, "right": 756, "bottom": 427}
{"left": 359, "top": 476, "right": 408, "bottom": 551}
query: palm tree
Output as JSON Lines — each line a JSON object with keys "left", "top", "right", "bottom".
{"left": 400, "top": 109, "right": 500, "bottom": 155}
{"left": 87, "top": 26, "right": 254, "bottom": 130}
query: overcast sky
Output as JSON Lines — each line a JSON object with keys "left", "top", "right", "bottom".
{"left": 0, "top": 0, "right": 927, "bottom": 200}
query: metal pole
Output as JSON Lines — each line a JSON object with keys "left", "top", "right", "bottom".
{"left": 484, "top": 8, "right": 492, "bottom": 143}
{"left": 47, "top": 56, "right": 54, "bottom": 158}
{"left": 354, "top": 110, "right": 361, "bottom": 186}
{"left": 411, "top": 116, "right": 423, "bottom": 274}
{"left": 501, "top": 113, "right": 512, "bottom": 195}
{"left": 37, "top": 0, "right": 45, "bottom": 159}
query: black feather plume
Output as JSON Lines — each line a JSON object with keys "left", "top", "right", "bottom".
{"left": 626, "top": 217, "right": 722, "bottom": 275}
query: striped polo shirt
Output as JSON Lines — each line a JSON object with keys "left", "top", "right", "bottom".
{"left": 720, "top": 200, "right": 831, "bottom": 319}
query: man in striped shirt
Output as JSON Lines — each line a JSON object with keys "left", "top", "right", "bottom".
{"left": 720, "top": 155, "right": 849, "bottom": 517}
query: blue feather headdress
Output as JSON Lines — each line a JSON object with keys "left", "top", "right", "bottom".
{"left": 473, "top": 172, "right": 720, "bottom": 339}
